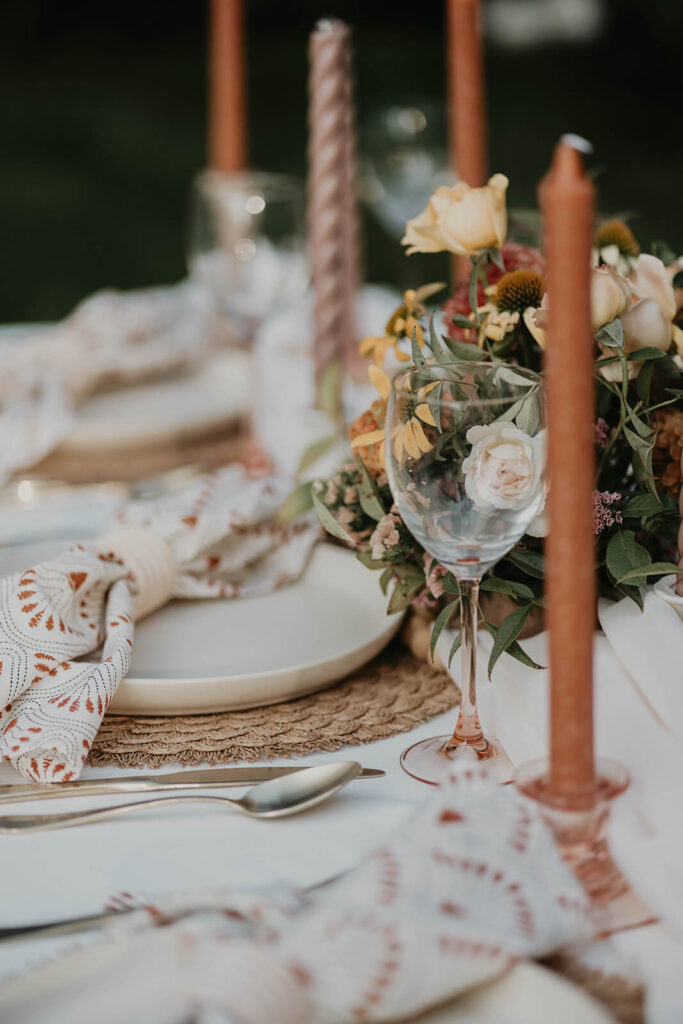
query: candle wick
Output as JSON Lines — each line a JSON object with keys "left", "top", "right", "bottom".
{"left": 560, "top": 133, "right": 593, "bottom": 155}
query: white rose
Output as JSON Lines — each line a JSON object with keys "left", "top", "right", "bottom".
{"left": 402, "top": 174, "right": 508, "bottom": 257}
{"left": 463, "top": 421, "right": 546, "bottom": 514}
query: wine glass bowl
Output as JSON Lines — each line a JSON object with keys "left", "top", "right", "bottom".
{"left": 187, "top": 170, "right": 308, "bottom": 337}
{"left": 385, "top": 361, "right": 545, "bottom": 783}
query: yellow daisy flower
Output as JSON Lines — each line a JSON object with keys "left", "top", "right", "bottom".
{"left": 350, "top": 366, "right": 438, "bottom": 466}
{"left": 359, "top": 333, "right": 411, "bottom": 366}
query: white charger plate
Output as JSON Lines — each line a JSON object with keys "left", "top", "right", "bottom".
{"left": 0, "top": 946, "right": 612, "bottom": 1024}
{"left": 0, "top": 543, "right": 402, "bottom": 716}
{"left": 63, "top": 349, "right": 252, "bottom": 451}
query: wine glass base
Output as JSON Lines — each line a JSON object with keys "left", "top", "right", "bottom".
{"left": 400, "top": 734, "right": 514, "bottom": 786}
{"left": 515, "top": 759, "right": 658, "bottom": 936}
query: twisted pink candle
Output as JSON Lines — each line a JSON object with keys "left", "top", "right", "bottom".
{"left": 308, "top": 19, "right": 359, "bottom": 396}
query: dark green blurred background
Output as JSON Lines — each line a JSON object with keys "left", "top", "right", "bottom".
{"left": 0, "top": 0, "right": 680, "bottom": 322}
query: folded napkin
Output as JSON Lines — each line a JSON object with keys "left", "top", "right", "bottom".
{"left": 437, "top": 612, "right": 683, "bottom": 1024}
{"left": 0, "top": 280, "right": 222, "bottom": 483}
{"left": 0, "top": 767, "right": 592, "bottom": 1024}
{"left": 0, "top": 467, "right": 318, "bottom": 782}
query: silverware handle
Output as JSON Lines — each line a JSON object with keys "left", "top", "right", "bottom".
{"left": 0, "top": 910, "right": 130, "bottom": 943}
{"left": 0, "top": 794, "right": 239, "bottom": 833}
{"left": 0, "top": 780, "right": 159, "bottom": 804}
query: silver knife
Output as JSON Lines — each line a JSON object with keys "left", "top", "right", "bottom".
{"left": 0, "top": 765, "right": 384, "bottom": 805}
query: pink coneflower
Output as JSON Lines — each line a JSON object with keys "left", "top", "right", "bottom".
{"left": 593, "top": 491, "right": 623, "bottom": 535}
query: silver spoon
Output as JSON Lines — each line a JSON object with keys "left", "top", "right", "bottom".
{"left": 0, "top": 761, "right": 363, "bottom": 834}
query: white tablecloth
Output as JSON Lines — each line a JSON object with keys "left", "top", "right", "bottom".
{"left": 1, "top": 604, "right": 683, "bottom": 1022}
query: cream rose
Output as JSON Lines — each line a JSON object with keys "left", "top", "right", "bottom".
{"left": 630, "top": 254, "right": 676, "bottom": 323}
{"left": 463, "top": 422, "right": 546, "bottom": 516}
{"left": 591, "top": 266, "right": 632, "bottom": 331}
{"left": 621, "top": 298, "right": 672, "bottom": 353}
{"left": 402, "top": 174, "right": 508, "bottom": 256}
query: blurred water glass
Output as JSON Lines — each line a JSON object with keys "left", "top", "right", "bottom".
{"left": 360, "top": 103, "right": 451, "bottom": 239}
{"left": 187, "top": 171, "right": 308, "bottom": 336}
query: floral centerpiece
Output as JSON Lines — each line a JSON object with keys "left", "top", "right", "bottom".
{"left": 305, "top": 173, "right": 683, "bottom": 671}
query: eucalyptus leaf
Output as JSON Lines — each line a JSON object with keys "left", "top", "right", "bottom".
{"left": 595, "top": 318, "right": 624, "bottom": 350}
{"left": 616, "top": 561, "right": 683, "bottom": 585}
{"left": 451, "top": 313, "right": 478, "bottom": 331}
{"left": 427, "top": 380, "right": 444, "bottom": 433}
{"left": 297, "top": 433, "right": 341, "bottom": 478}
{"left": 484, "top": 627, "right": 545, "bottom": 672}
{"left": 428, "top": 314, "right": 447, "bottom": 360}
{"left": 480, "top": 577, "right": 536, "bottom": 601}
{"left": 387, "top": 576, "right": 423, "bottom": 613}
{"left": 621, "top": 493, "right": 663, "bottom": 518}
{"left": 379, "top": 567, "right": 393, "bottom": 595}
{"left": 355, "top": 456, "right": 386, "bottom": 521}
{"left": 605, "top": 529, "right": 650, "bottom": 583}
{"left": 448, "top": 631, "right": 463, "bottom": 668}
{"left": 312, "top": 492, "right": 353, "bottom": 543}
{"left": 430, "top": 599, "right": 459, "bottom": 661}
{"left": 356, "top": 551, "right": 388, "bottom": 570}
{"left": 628, "top": 347, "right": 670, "bottom": 362}
{"left": 443, "top": 338, "right": 482, "bottom": 360}
{"left": 506, "top": 547, "right": 545, "bottom": 579}
{"left": 278, "top": 482, "right": 314, "bottom": 522}
{"left": 486, "top": 604, "right": 532, "bottom": 678}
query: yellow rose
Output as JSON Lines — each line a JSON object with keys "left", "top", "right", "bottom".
{"left": 402, "top": 174, "right": 509, "bottom": 256}
{"left": 591, "top": 266, "right": 632, "bottom": 330}
{"left": 630, "top": 254, "right": 677, "bottom": 324}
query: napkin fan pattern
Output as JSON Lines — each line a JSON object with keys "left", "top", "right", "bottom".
{"left": 0, "top": 468, "right": 318, "bottom": 782}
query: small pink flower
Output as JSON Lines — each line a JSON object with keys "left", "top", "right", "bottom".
{"left": 593, "top": 491, "right": 623, "bottom": 535}
{"left": 424, "top": 554, "right": 447, "bottom": 599}
{"left": 370, "top": 510, "right": 402, "bottom": 560}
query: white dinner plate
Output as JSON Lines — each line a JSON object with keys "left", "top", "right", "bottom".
{"left": 0, "top": 543, "right": 403, "bottom": 715}
{"left": 63, "top": 349, "right": 252, "bottom": 451}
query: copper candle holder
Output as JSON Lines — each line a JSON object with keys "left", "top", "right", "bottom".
{"left": 515, "top": 759, "right": 657, "bottom": 936}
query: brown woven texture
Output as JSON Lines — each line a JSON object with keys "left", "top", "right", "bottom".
{"left": 88, "top": 644, "right": 457, "bottom": 769}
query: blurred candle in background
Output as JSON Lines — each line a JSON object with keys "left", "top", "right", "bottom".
{"left": 542, "top": 137, "right": 597, "bottom": 801}
{"left": 308, "top": 19, "right": 359, "bottom": 399}
{"left": 446, "top": 0, "right": 487, "bottom": 188}
{"left": 209, "top": 0, "right": 247, "bottom": 172}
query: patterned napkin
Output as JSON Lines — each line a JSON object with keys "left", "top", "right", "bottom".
{"left": 0, "top": 467, "right": 318, "bottom": 782}
{"left": 0, "top": 766, "right": 593, "bottom": 1024}
{"left": 0, "top": 280, "right": 222, "bottom": 483}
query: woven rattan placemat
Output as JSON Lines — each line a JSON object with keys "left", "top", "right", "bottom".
{"left": 88, "top": 644, "right": 456, "bottom": 769}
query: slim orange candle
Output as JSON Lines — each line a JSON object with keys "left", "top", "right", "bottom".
{"left": 446, "top": 0, "right": 487, "bottom": 188}
{"left": 209, "top": 0, "right": 247, "bottom": 173}
{"left": 542, "top": 138, "right": 596, "bottom": 801}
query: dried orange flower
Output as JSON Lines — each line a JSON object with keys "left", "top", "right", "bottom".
{"left": 348, "top": 400, "right": 386, "bottom": 477}
{"left": 653, "top": 409, "right": 683, "bottom": 497}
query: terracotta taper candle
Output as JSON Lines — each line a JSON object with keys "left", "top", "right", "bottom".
{"left": 308, "top": 19, "right": 359, "bottom": 394}
{"left": 209, "top": 0, "right": 247, "bottom": 173}
{"left": 542, "top": 137, "right": 597, "bottom": 801}
{"left": 446, "top": 0, "right": 487, "bottom": 188}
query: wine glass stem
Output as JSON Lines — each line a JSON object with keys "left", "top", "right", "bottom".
{"left": 449, "top": 577, "right": 488, "bottom": 752}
